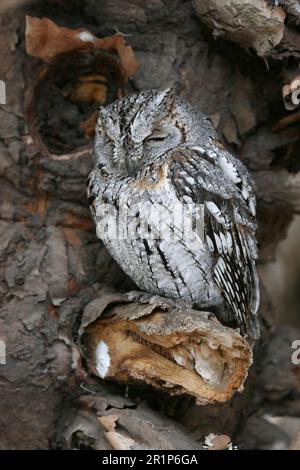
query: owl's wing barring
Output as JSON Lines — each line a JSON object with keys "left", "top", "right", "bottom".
{"left": 166, "top": 146, "right": 260, "bottom": 339}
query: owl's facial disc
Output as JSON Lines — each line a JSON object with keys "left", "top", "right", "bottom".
{"left": 94, "top": 88, "right": 186, "bottom": 174}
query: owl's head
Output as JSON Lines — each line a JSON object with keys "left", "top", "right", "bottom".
{"left": 94, "top": 88, "right": 215, "bottom": 174}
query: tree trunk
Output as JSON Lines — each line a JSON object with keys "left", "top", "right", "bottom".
{"left": 1, "top": 0, "right": 300, "bottom": 450}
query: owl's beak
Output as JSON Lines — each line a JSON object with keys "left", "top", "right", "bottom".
{"left": 125, "top": 148, "right": 142, "bottom": 175}
{"left": 124, "top": 156, "right": 135, "bottom": 175}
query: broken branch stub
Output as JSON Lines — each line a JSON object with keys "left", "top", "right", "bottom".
{"left": 193, "top": 0, "right": 286, "bottom": 57}
{"left": 82, "top": 292, "right": 252, "bottom": 405}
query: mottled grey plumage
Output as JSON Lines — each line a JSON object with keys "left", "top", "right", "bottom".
{"left": 88, "top": 88, "right": 260, "bottom": 339}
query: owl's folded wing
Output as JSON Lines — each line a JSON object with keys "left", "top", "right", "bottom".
{"left": 166, "top": 146, "right": 260, "bottom": 339}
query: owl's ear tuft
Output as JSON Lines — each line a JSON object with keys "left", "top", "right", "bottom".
{"left": 155, "top": 86, "right": 177, "bottom": 108}
{"left": 96, "top": 106, "right": 110, "bottom": 133}
{"left": 164, "top": 86, "right": 177, "bottom": 96}
{"left": 95, "top": 110, "right": 104, "bottom": 135}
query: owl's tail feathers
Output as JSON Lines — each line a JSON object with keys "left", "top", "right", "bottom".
{"left": 248, "top": 262, "right": 260, "bottom": 341}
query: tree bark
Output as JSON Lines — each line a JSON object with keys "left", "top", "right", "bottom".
{"left": 1, "top": 0, "right": 300, "bottom": 450}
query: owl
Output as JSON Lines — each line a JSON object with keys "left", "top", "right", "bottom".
{"left": 87, "top": 88, "right": 260, "bottom": 339}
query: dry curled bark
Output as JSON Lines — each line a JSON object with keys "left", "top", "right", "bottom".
{"left": 0, "top": 0, "right": 300, "bottom": 450}
{"left": 54, "top": 392, "right": 203, "bottom": 450}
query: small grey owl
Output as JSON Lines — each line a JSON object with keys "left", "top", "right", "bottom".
{"left": 88, "top": 88, "right": 260, "bottom": 339}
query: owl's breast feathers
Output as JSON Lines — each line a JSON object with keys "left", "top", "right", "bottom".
{"left": 133, "top": 161, "right": 169, "bottom": 191}
{"left": 88, "top": 145, "right": 260, "bottom": 339}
